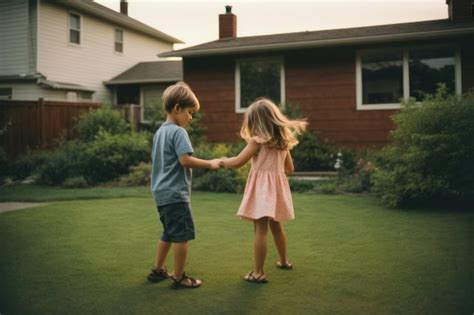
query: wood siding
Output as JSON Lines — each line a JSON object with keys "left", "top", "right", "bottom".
{"left": 0, "top": 100, "right": 100, "bottom": 157}
{"left": 0, "top": 0, "right": 32, "bottom": 75}
{"left": 37, "top": 1, "right": 174, "bottom": 103}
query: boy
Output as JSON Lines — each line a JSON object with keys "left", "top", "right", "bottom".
{"left": 147, "top": 82, "right": 220, "bottom": 289}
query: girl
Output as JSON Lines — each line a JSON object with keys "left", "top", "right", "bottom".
{"left": 220, "top": 98, "right": 307, "bottom": 283}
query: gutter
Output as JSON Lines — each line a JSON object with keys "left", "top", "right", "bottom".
{"left": 103, "top": 78, "right": 182, "bottom": 85}
{"left": 160, "top": 27, "right": 474, "bottom": 57}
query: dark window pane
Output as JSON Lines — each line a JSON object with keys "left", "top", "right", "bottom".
{"left": 70, "top": 30, "right": 80, "bottom": 44}
{"left": 362, "top": 52, "right": 403, "bottom": 104}
{"left": 409, "top": 48, "right": 455, "bottom": 101}
{"left": 70, "top": 13, "right": 80, "bottom": 29}
{"left": 115, "top": 42, "right": 123, "bottom": 53}
{"left": 240, "top": 59, "right": 281, "bottom": 108}
{"left": 117, "top": 85, "right": 139, "bottom": 105}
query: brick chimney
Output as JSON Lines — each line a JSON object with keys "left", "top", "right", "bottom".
{"left": 219, "top": 5, "right": 237, "bottom": 39}
{"left": 120, "top": 0, "right": 128, "bottom": 16}
{"left": 446, "top": 0, "right": 473, "bottom": 19}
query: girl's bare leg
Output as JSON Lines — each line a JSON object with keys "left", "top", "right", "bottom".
{"left": 269, "top": 220, "right": 289, "bottom": 265}
{"left": 253, "top": 217, "right": 269, "bottom": 276}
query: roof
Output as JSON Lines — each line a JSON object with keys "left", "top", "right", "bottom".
{"left": 0, "top": 74, "right": 95, "bottom": 92}
{"left": 50, "top": 0, "right": 183, "bottom": 44}
{"left": 160, "top": 18, "right": 474, "bottom": 57}
{"left": 104, "top": 61, "right": 182, "bottom": 85}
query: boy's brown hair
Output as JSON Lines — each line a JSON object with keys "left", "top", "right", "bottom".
{"left": 162, "top": 81, "right": 200, "bottom": 113}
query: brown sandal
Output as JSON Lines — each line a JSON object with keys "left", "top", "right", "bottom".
{"left": 171, "top": 272, "right": 202, "bottom": 289}
{"left": 147, "top": 267, "right": 171, "bottom": 282}
{"left": 243, "top": 271, "right": 268, "bottom": 283}
{"left": 276, "top": 261, "right": 293, "bottom": 270}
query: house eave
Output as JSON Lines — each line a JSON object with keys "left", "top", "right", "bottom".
{"left": 160, "top": 27, "right": 474, "bottom": 57}
{"left": 50, "top": 0, "right": 183, "bottom": 44}
{"left": 104, "top": 78, "right": 182, "bottom": 86}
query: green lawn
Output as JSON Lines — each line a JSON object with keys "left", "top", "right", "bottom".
{"left": 0, "top": 187, "right": 473, "bottom": 314}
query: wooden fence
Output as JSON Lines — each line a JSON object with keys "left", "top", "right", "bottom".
{"left": 0, "top": 99, "right": 100, "bottom": 157}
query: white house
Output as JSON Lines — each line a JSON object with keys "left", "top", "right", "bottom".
{"left": 0, "top": 0, "right": 182, "bottom": 104}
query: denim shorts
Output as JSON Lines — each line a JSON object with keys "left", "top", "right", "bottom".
{"left": 157, "top": 202, "right": 195, "bottom": 243}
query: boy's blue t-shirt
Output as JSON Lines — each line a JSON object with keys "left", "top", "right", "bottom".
{"left": 150, "top": 122, "right": 194, "bottom": 206}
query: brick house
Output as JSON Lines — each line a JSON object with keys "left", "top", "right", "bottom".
{"left": 161, "top": 0, "right": 474, "bottom": 148}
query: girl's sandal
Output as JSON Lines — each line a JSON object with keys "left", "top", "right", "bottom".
{"left": 243, "top": 271, "right": 268, "bottom": 283}
{"left": 276, "top": 261, "right": 293, "bottom": 270}
{"left": 171, "top": 272, "right": 202, "bottom": 289}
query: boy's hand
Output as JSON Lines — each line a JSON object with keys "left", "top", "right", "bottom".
{"left": 209, "top": 159, "right": 221, "bottom": 170}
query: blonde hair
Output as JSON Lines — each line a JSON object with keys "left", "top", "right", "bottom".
{"left": 162, "top": 81, "right": 200, "bottom": 113}
{"left": 240, "top": 98, "right": 307, "bottom": 150}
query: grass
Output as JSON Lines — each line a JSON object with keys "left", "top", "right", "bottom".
{"left": 0, "top": 187, "right": 473, "bottom": 314}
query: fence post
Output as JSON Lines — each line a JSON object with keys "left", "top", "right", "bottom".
{"left": 38, "top": 98, "right": 44, "bottom": 148}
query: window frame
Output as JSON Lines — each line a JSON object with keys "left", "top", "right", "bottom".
{"left": 235, "top": 56, "right": 285, "bottom": 113}
{"left": 68, "top": 12, "right": 81, "bottom": 46}
{"left": 114, "top": 28, "right": 124, "bottom": 53}
{"left": 356, "top": 45, "right": 462, "bottom": 111}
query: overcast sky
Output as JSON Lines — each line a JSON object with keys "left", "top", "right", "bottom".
{"left": 95, "top": 0, "right": 448, "bottom": 50}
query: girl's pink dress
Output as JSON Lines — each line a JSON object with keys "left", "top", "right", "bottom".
{"left": 237, "top": 138, "right": 295, "bottom": 222}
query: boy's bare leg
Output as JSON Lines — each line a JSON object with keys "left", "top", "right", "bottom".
{"left": 153, "top": 240, "right": 171, "bottom": 270}
{"left": 253, "top": 217, "right": 269, "bottom": 276}
{"left": 172, "top": 242, "right": 189, "bottom": 278}
{"left": 269, "top": 220, "right": 288, "bottom": 265}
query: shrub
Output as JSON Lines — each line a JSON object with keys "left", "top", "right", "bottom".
{"left": 289, "top": 179, "right": 314, "bottom": 192}
{"left": 0, "top": 148, "right": 9, "bottom": 180}
{"left": 84, "top": 131, "right": 150, "bottom": 183}
{"left": 37, "top": 141, "right": 89, "bottom": 185}
{"left": 117, "top": 162, "right": 152, "bottom": 186}
{"left": 193, "top": 168, "right": 245, "bottom": 193}
{"left": 291, "top": 131, "right": 334, "bottom": 171}
{"left": 7, "top": 150, "right": 50, "bottom": 180}
{"left": 372, "top": 87, "right": 474, "bottom": 208}
{"left": 38, "top": 132, "right": 150, "bottom": 185}
{"left": 317, "top": 182, "right": 337, "bottom": 194}
{"left": 62, "top": 176, "right": 89, "bottom": 188}
{"left": 192, "top": 142, "right": 248, "bottom": 193}
{"left": 74, "top": 106, "right": 130, "bottom": 142}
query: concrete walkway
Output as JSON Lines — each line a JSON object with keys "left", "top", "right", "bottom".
{"left": 0, "top": 202, "right": 47, "bottom": 214}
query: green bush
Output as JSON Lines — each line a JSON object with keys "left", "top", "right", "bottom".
{"left": 84, "top": 131, "right": 150, "bottom": 183}
{"left": 38, "top": 132, "right": 150, "bottom": 185}
{"left": 317, "top": 182, "right": 337, "bottom": 194}
{"left": 0, "top": 148, "right": 9, "bottom": 180}
{"left": 289, "top": 179, "right": 314, "bottom": 192}
{"left": 193, "top": 168, "right": 245, "bottom": 193}
{"left": 37, "top": 141, "right": 89, "bottom": 185}
{"left": 62, "top": 176, "right": 89, "bottom": 188}
{"left": 74, "top": 106, "right": 130, "bottom": 142}
{"left": 192, "top": 143, "right": 248, "bottom": 193}
{"left": 372, "top": 87, "right": 474, "bottom": 208}
{"left": 292, "top": 131, "right": 334, "bottom": 171}
{"left": 117, "top": 162, "right": 152, "bottom": 186}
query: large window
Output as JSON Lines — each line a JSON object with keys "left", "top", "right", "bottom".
{"left": 409, "top": 48, "right": 455, "bottom": 101}
{"left": 141, "top": 85, "right": 166, "bottom": 123}
{"left": 69, "top": 13, "right": 81, "bottom": 45}
{"left": 115, "top": 29, "right": 123, "bottom": 53}
{"left": 235, "top": 57, "right": 284, "bottom": 112}
{"left": 356, "top": 47, "right": 460, "bottom": 110}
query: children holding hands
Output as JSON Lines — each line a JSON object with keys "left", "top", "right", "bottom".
{"left": 148, "top": 81, "right": 305, "bottom": 288}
